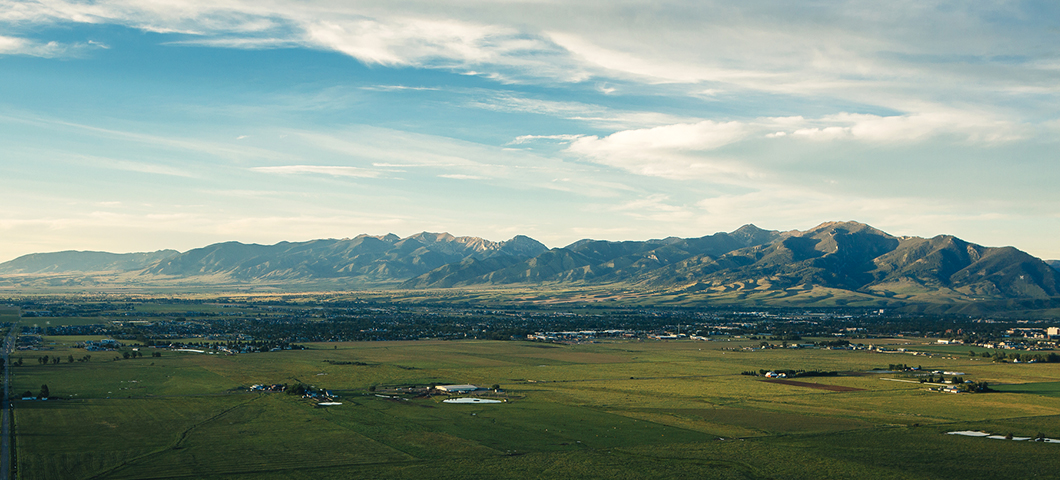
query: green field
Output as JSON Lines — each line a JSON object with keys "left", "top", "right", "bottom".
{"left": 11, "top": 339, "right": 1060, "bottom": 479}
{"left": 0, "top": 305, "right": 18, "bottom": 323}
{"left": 992, "top": 381, "right": 1060, "bottom": 397}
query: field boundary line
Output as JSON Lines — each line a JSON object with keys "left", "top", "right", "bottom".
{"left": 84, "top": 394, "right": 264, "bottom": 480}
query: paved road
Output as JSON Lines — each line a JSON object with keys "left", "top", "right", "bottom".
{"left": 1, "top": 322, "right": 18, "bottom": 480}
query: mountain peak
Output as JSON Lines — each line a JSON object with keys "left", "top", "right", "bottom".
{"left": 804, "top": 220, "right": 892, "bottom": 238}
{"left": 407, "top": 232, "right": 457, "bottom": 243}
{"left": 354, "top": 233, "right": 400, "bottom": 243}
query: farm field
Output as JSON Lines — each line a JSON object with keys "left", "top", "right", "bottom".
{"left": 0, "top": 305, "right": 18, "bottom": 324}
{"left": 9, "top": 338, "right": 1060, "bottom": 479}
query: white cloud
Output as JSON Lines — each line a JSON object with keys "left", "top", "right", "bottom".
{"left": 89, "top": 157, "right": 197, "bottom": 178}
{"left": 302, "top": 17, "right": 532, "bottom": 67}
{"left": 438, "top": 174, "right": 483, "bottom": 180}
{"left": 561, "top": 109, "right": 1028, "bottom": 180}
{"left": 547, "top": 31, "right": 778, "bottom": 86}
{"left": 251, "top": 165, "right": 380, "bottom": 178}
{"left": 360, "top": 85, "right": 441, "bottom": 92}
{"left": 0, "top": 35, "right": 86, "bottom": 57}
{"left": 508, "top": 134, "right": 585, "bottom": 145}
{"left": 6, "top": 0, "right": 1056, "bottom": 122}
{"left": 576, "top": 120, "right": 749, "bottom": 152}
{"left": 786, "top": 112, "right": 1028, "bottom": 143}
{"left": 163, "top": 37, "right": 299, "bottom": 49}
{"left": 606, "top": 194, "right": 693, "bottom": 222}
{"left": 565, "top": 120, "right": 755, "bottom": 180}
{"left": 468, "top": 92, "right": 694, "bottom": 129}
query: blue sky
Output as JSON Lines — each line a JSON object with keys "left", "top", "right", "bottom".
{"left": 1, "top": 1, "right": 1059, "bottom": 261}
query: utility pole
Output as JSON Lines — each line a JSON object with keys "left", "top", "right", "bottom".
{"left": 2, "top": 310, "right": 20, "bottom": 480}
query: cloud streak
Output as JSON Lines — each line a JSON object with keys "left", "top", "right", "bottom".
{"left": 251, "top": 165, "right": 380, "bottom": 178}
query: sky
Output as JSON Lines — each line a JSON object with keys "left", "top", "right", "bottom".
{"left": 1, "top": 0, "right": 1059, "bottom": 262}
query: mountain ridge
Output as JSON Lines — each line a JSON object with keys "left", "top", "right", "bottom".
{"left": 2, "top": 223, "right": 1057, "bottom": 309}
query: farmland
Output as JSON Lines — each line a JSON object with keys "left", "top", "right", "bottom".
{"left": 8, "top": 330, "right": 1060, "bottom": 479}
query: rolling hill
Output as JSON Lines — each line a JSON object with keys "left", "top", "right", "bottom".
{"left": 0, "top": 250, "right": 180, "bottom": 274}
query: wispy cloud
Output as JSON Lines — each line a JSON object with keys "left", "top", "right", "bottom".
{"left": 784, "top": 111, "right": 1029, "bottom": 143}
{"left": 0, "top": 35, "right": 100, "bottom": 58}
{"left": 438, "top": 173, "right": 483, "bottom": 180}
{"left": 163, "top": 37, "right": 300, "bottom": 49}
{"left": 6, "top": 1, "right": 1056, "bottom": 117}
{"left": 469, "top": 92, "right": 696, "bottom": 129}
{"left": 89, "top": 157, "right": 197, "bottom": 178}
{"left": 507, "top": 134, "right": 586, "bottom": 145}
{"left": 562, "top": 109, "right": 1028, "bottom": 180}
{"left": 360, "top": 85, "right": 442, "bottom": 92}
{"left": 251, "top": 165, "right": 380, "bottom": 178}
{"left": 605, "top": 194, "right": 693, "bottom": 222}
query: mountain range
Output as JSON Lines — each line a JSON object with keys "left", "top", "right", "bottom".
{"left": 2, "top": 221, "right": 1059, "bottom": 308}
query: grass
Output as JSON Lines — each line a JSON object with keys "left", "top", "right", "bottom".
{"left": 0, "top": 305, "right": 19, "bottom": 323}
{"left": 11, "top": 338, "right": 1060, "bottom": 479}
{"left": 992, "top": 381, "right": 1060, "bottom": 397}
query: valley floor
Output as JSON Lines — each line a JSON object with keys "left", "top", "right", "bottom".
{"left": 9, "top": 337, "right": 1060, "bottom": 479}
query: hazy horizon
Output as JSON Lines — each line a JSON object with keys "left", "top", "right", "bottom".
{"left": 3, "top": 1, "right": 1058, "bottom": 262}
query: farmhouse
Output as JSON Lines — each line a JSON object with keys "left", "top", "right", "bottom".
{"left": 435, "top": 384, "right": 478, "bottom": 393}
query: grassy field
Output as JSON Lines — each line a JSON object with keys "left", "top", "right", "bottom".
{"left": 0, "top": 305, "right": 19, "bottom": 324}
{"left": 11, "top": 338, "right": 1060, "bottom": 479}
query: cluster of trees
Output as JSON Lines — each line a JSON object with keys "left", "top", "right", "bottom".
{"left": 757, "top": 340, "right": 805, "bottom": 349}
{"left": 966, "top": 381, "right": 992, "bottom": 393}
{"left": 323, "top": 360, "right": 370, "bottom": 366}
{"left": 887, "top": 364, "right": 920, "bottom": 371}
{"left": 286, "top": 383, "right": 332, "bottom": 398}
{"left": 119, "top": 350, "right": 160, "bottom": 359}
{"left": 973, "top": 351, "right": 1060, "bottom": 363}
{"left": 20, "top": 384, "right": 49, "bottom": 399}
{"left": 920, "top": 374, "right": 965, "bottom": 384}
{"left": 32, "top": 355, "right": 91, "bottom": 365}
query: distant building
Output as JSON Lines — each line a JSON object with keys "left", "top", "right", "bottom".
{"left": 435, "top": 384, "right": 478, "bottom": 393}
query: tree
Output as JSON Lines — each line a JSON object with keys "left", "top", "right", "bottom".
{"left": 67, "top": 355, "right": 74, "bottom": 364}
{"left": 492, "top": 384, "right": 501, "bottom": 390}
{"left": 122, "top": 351, "right": 131, "bottom": 360}
{"left": 39, "top": 384, "right": 49, "bottom": 399}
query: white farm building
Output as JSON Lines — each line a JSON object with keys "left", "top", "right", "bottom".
{"left": 435, "top": 384, "right": 478, "bottom": 393}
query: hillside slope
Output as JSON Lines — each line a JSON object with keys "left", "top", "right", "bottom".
{"left": 0, "top": 250, "right": 179, "bottom": 274}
